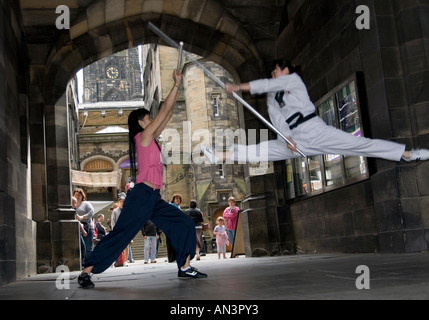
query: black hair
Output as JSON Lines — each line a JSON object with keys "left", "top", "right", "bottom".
{"left": 128, "top": 108, "right": 151, "bottom": 179}
{"left": 272, "top": 59, "right": 301, "bottom": 75}
{"left": 189, "top": 200, "right": 197, "bottom": 209}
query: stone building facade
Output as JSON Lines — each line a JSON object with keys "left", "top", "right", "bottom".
{"left": 83, "top": 47, "right": 143, "bottom": 103}
{"left": 77, "top": 48, "right": 144, "bottom": 199}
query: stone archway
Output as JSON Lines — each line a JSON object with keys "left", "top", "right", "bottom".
{"left": 26, "top": 1, "right": 269, "bottom": 274}
{"left": 33, "top": 0, "right": 266, "bottom": 223}
{"left": 2, "top": 0, "right": 286, "bottom": 283}
{"left": 41, "top": 1, "right": 265, "bottom": 104}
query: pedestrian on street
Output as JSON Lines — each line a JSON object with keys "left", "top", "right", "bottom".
{"left": 111, "top": 194, "right": 126, "bottom": 230}
{"left": 95, "top": 213, "right": 108, "bottom": 245}
{"left": 73, "top": 196, "right": 87, "bottom": 264}
{"left": 214, "top": 217, "right": 229, "bottom": 259}
{"left": 73, "top": 188, "right": 95, "bottom": 264}
{"left": 184, "top": 200, "right": 204, "bottom": 261}
{"left": 111, "top": 194, "right": 130, "bottom": 267}
{"left": 141, "top": 220, "right": 161, "bottom": 264}
{"left": 223, "top": 197, "right": 240, "bottom": 247}
{"left": 166, "top": 193, "right": 183, "bottom": 263}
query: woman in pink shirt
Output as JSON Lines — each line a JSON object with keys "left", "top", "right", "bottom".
{"left": 78, "top": 70, "right": 207, "bottom": 289}
{"left": 223, "top": 197, "right": 240, "bottom": 247}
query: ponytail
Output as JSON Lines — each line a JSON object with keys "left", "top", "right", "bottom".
{"left": 128, "top": 108, "right": 151, "bottom": 179}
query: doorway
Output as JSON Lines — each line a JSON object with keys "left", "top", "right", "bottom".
{"left": 213, "top": 207, "right": 232, "bottom": 252}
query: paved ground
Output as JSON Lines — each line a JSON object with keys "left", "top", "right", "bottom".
{"left": 1, "top": 252, "right": 429, "bottom": 303}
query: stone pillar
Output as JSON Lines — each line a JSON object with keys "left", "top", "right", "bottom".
{"left": 0, "top": 0, "right": 14, "bottom": 286}
{"left": 0, "top": 0, "right": 34, "bottom": 285}
{"left": 44, "top": 92, "right": 81, "bottom": 271}
{"left": 358, "top": 0, "right": 429, "bottom": 252}
{"left": 391, "top": 0, "right": 429, "bottom": 252}
{"left": 31, "top": 87, "right": 80, "bottom": 273}
{"left": 0, "top": 195, "right": 16, "bottom": 285}
{"left": 241, "top": 175, "right": 280, "bottom": 256}
{"left": 357, "top": 0, "right": 405, "bottom": 253}
{"left": 239, "top": 94, "right": 282, "bottom": 257}
{"left": 28, "top": 56, "right": 50, "bottom": 271}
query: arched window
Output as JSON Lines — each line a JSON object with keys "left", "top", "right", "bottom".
{"left": 83, "top": 159, "right": 114, "bottom": 172}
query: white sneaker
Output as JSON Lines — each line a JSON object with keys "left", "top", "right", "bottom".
{"left": 200, "top": 144, "right": 220, "bottom": 164}
{"left": 403, "top": 149, "right": 429, "bottom": 162}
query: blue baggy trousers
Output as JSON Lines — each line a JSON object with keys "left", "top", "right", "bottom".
{"left": 83, "top": 183, "right": 196, "bottom": 274}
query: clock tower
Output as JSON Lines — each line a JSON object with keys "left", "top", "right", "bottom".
{"left": 83, "top": 47, "right": 143, "bottom": 103}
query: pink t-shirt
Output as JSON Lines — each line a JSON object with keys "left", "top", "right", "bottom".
{"left": 223, "top": 206, "right": 239, "bottom": 230}
{"left": 134, "top": 133, "right": 164, "bottom": 189}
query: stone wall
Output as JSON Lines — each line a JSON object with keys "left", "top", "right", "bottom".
{"left": 0, "top": 0, "right": 35, "bottom": 285}
{"left": 276, "top": 0, "right": 429, "bottom": 254}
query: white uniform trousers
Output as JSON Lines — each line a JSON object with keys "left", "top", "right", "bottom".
{"left": 232, "top": 117, "right": 406, "bottom": 163}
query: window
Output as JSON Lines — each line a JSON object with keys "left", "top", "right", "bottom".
{"left": 219, "top": 164, "right": 225, "bottom": 179}
{"left": 212, "top": 95, "right": 220, "bottom": 117}
{"left": 218, "top": 192, "right": 231, "bottom": 203}
{"left": 286, "top": 74, "right": 369, "bottom": 199}
{"left": 83, "top": 159, "right": 114, "bottom": 172}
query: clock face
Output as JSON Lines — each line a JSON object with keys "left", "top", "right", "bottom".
{"left": 106, "top": 66, "right": 119, "bottom": 79}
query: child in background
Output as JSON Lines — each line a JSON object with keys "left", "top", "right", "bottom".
{"left": 214, "top": 217, "right": 229, "bottom": 259}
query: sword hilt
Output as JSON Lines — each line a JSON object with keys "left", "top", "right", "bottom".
{"left": 177, "top": 42, "right": 184, "bottom": 71}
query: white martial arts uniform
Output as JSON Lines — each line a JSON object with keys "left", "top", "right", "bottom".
{"left": 232, "top": 73, "right": 406, "bottom": 163}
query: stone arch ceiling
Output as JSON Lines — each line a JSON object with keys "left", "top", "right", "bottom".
{"left": 20, "top": 0, "right": 286, "bottom": 102}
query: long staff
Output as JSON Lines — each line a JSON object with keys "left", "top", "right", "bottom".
{"left": 148, "top": 22, "right": 306, "bottom": 158}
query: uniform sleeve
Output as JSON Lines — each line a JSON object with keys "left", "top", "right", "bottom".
{"left": 249, "top": 74, "right": 300, "bottom": 95}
